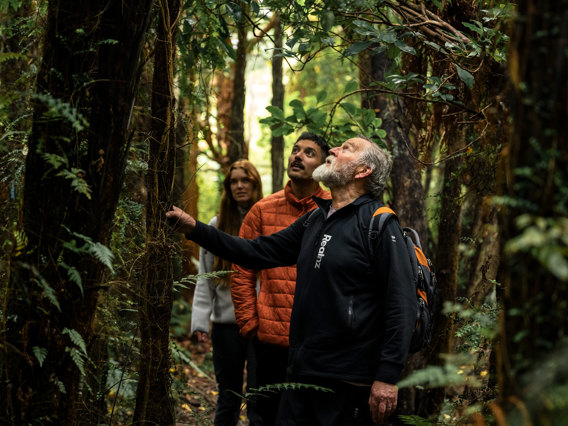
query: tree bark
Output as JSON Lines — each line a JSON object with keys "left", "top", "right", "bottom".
{"left": 1, "top": 0, "right": 153, "bottom": 423}
{"left": 271, "top": 13, "right": 285, "bottom": 193}
{"left": 497, "top": 1, "right": 568, "bottom": 423}
{"left": 227, "top": 2, "right": 249, "bottom": 164}
{"left": 134, "top": 0, "right": 180, "bottom": 423}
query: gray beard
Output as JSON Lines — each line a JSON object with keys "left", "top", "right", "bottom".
{"left": 313, "top": 159, "right": 357, "bottom": 188}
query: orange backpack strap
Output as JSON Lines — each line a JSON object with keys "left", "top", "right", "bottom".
{"left": 372, "top": 206, "right": 396, "bottom": 217}
{"left": 368, "top": 206, "right": 398, "bottom": 258}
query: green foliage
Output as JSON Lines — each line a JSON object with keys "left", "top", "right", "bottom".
{"left": 63, "top": 328, "right": 88, "bottom": 375}
{"left": 506, "top": 215, "right": 568, "bottom": 281}
{"left": 397, "top": 353, "right": 482, "bottom": 389}
{"left": 34, "top": 92, "right": 89, "bottom": 131}
{"left": 62, "top": 225, "right": 115, "bottom": 274}
{"left": 32, "top": 346, "right": 48, "bottom": 367}
{"left": 246, "top": 382, "right": 334, "bottom": 399}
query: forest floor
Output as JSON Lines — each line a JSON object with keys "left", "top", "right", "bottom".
{"left": 173, "top": 336, "right": 251, "bottom": 426}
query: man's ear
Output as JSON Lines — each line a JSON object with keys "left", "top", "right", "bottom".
{"left": 354, "top": 165, "right": 372, "bottom": 180}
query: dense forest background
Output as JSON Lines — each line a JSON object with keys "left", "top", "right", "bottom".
{"left": 0, "top": 0, "right": 567, "bottom": 424}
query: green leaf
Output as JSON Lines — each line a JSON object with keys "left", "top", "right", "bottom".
{"left": 340, "top": 102, "right": 357, "bottom": 115}
{"left": 33, "top": 346, "right": 48, "bottom": 367}
{"left": 321, "top": 10, "right": 335, "bottom": 31}
{"left": 68, "top": 347, "right": 85, "bottom": 375}
{"left": 344, "top": 80, "right": 358, "bottom": 93}
{"left": 343, "top": 41, "right": 373, "bottom": 57}
{"left": 60, "top": 261, "right": 84, "bottom": 296}
{"left": 265, "top": 105, "right": 285, "bottom": 120}
{"left": 456, "top": 65, "right": 475, "bottom": 89}
{"left": 63, "top": 328, "right": 88, "bottom": 355}
{"left": 35, "top": 274, "right": 61, "bottom": 311}
{"left": 393, "top": 39, "right": 416, "bottom": 55}
{"left": 316, "top": 90, "right": 327, "bottom": 103}
{"left": 89, "top": 242, "right": 115, "bottom": 274}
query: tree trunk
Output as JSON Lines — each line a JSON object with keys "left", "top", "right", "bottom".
{"left": 134, "top": 0, "right": 180, "bottom": 423}
{"left": 497, "top": 1, "right": 568, "bottom": 423}
{"left": 1, "top": 0, "right": 153, "bottom": 423}
{"left": 271, "top": 13, "right": 285, "bottom": 193}
{"left": 359, "top": 48, "right": 431, "bottom": 417}
{"left": 425, "top": 126, "right": 464, "bottom": 416}
{"left": 227, "top": 2, "right": 249, "bottom": 164}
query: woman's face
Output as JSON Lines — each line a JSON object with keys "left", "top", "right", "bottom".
{"left": 229, "top": 167, "right": 254, "bottom": 207}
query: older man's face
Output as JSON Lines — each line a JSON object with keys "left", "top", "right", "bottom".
{"left": 313, "top": 137, "right": 370, "bottom": 187}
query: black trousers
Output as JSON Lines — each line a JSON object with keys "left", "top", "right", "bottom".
{"left": 252, "top": 338, "right": 289, "bottom": 426}
{"left": 211, "top": 323, "right": 261, "bottom": 426}
{"left": 276, "top": 377, "right": 374, "bottom": 426}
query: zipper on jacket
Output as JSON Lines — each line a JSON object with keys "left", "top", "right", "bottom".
{"left": 348, "top": 296, "right": 354, "bottom": 331}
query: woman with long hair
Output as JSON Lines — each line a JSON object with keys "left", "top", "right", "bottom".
{"left": 191, "top": 159, "right": 263, "bottom": 425}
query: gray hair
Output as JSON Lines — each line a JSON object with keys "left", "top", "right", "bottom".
{"left": 355, "top": 136, "right": 392, "bottom": 199}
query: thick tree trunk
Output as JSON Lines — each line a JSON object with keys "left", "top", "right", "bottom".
{"left": 134, "top": 0, "right": 180, "bottom": 423}
{"left": 497, "top": 1, "right": 568, "bottom": 423}
{"left": 271, "top": 13, "right": 285, "bottom": 193}
{"left": 227, "top": 2, "right": 249, "bottom": 164}
{"left": 1, "top": 0, "right": 153, "bottom": 423}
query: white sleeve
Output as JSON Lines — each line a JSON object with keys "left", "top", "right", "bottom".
{"left": 190, "top": 216, "right": 217, "bottom": 334}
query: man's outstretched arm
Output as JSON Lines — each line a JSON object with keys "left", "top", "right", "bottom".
{"left": 166, "top": 205, "right": 303, "bottom": 271}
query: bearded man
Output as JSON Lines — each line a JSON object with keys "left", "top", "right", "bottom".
{"left": 167, "top": 136, "right": 416, "bottom": 425}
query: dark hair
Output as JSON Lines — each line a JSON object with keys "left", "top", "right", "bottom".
{"left": 295, "top": 132, "right": 330, "bottom": 160}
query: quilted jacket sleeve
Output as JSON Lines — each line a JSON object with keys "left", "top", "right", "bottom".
{"left": 230, "top": 205, "right": 262, "bottom": 339}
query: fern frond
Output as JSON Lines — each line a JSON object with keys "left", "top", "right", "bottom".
{"left": 174, "top": 271, "right": 232, "bottom": 290}
{"left": 63, "top": 328, "right": 87, "bottom": 355}
{"left": 67, "top": 347, "right": 85, "bottom": 375}
{"left": 89, "top": 242, "right": 115, "bottom": 273}
{"left": 246, "top": 382, "right": 334, "bottom": 399}
{"left": 32, "top": 346, "right": 48, "bottom": 367}
{"left": 14, "top": 229, "right": 28, "bottom": 257}
{"left": 59, "top": 261, "right": 84, "bottom": 296}
{"left": 35, "top": 276, "right": 61, "bottom": 311}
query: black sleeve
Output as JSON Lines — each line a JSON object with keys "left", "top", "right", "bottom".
{"left": 374, "top": 219, "right": 417, "bottom": 384}
{"left": 188, "top": 215, "right": 307, "bottom": 270}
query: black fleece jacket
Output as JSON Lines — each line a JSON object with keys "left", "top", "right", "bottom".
{"left": 188, "top": 194, "right": 416, "bottom": 385}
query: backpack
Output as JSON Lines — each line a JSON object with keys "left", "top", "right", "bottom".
{"left": 368, "top": 206, "right": 437, "bottom": 353}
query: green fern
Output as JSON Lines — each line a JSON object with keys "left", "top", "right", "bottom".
{"left": 35, "top": 275, "right": 61, "bottom": 311}
{"left": 42, "top": 152, "right": 68, "bottom": 170}
{"left": 59, "top": 261, "right": 83, "bottom": 296}
{"left": 34, "top": 92, "right": 89, "bottom": 132}
{"left": 397, "top": 354, "right": 481, "bottom": 389}
{"left": 63, "top": 327, "right": 87, "bottom": 355}
{"left": 89, "top": 242, "right": 115, "bottom": 274}
{"left": 245, "top": 382, "right": 334, "bottom": 399}
{"left": 61, "top": 225, "right": 115, "bottom": 273}
{"left": 67, "top": 347, "right": 85, "bottom": 375}
{"left": 56, "top": 168, "right": 92, "bottom": 199}
{"left": 13, "top": 228, "right": 28, "bottom": 257}
{"left": 32, "top": 346, "right": 48, "bottom": 367}
{"left": 173, "top": 270, "right": 232, "bottom": 291}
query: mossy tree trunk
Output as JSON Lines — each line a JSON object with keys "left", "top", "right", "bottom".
{"left": 271, "top": 13, "right": 285, "bottom": 193}
{"left": 1, "top": 0, "right": 153, "bottom": 423}
{"left": 134, "top": 0, "right": 181, "bottom": 423}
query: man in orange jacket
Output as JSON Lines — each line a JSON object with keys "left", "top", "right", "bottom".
{"left": 231, "top": 132, "right": 330, "bottom": 425}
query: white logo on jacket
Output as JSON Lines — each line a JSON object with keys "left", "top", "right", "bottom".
{"left": 314, "top": 234, "right": 332, "bottom": 269}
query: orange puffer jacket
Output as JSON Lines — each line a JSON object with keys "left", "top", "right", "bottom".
{"left": 230, "top": 181, "right": 330, "bottom": 347}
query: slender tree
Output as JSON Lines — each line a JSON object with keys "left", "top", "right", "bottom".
{"left": 227, "top": 1, "right": 249, "bottom": 164}
{"left": 271, "top": 13, "right": 285, "bottom": 192}
{"left": 134, "top": 0, "right": 181, "bottom": 423}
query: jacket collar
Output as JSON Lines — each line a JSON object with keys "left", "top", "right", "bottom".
{"left": 284, "top": 180, "right": 329, "bottom": 209}
{"left": 313, "top": 193, "right": 379, "bottom": 215}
